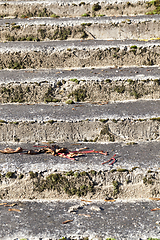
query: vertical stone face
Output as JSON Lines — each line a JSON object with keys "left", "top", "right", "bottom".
{"left": 0, "top": 1, "right": 160, "bottom": 238}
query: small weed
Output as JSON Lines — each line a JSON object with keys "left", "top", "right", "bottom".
{"left": 81, "top": 31, "right": 88, "bottom": 39}
{"left": 130, "top": 45, "right": 137, "bottom": 49}
{"left": 98, "top": 14, "right": 105, "bottom": 17}
{"left": 112, "top": 180, "right": 119, "bottom": 195}
{"left": 147, "top": 238, "right": 160, "bottom": 240}
{"left": 5, "top": 172, "right": 15, "bottom": 178}
{"left": 114, "top": 85, "right": 125, "bottom": 94}
{"left": 74, "top": 172, "right": 79, "bottom": 178}
{"left": 89, "top": 170, "right": 96, "bottom": 175}
{"left": 117, "top": 169, "right": 129, "bottom": 173}
{"left": 112, "top": 119, "right": 118, "bottom": 123}
{"left": 0, "top": 120, "right": 6, "bottom": 123}
{"left": 106, "top": 238, "right": 116, "bottom": 240}
{"left": 127, "top": 79, "right": 135, "bottom": 84}
{"left": 70, "top": 78, "right": 79, "bottom": 84}
{"left": 66, "top": 99, "right": 74, "bottom": 104}
{"left": 126, "top": 179, "right": 131, "bottom": 184}
{"left": 12, "top": 25, "right": 20, "bottom": 30}
{"left": 50, "top": 13, "right": 59, "bottom": 18}
{"left": 29, "top": 171, "right": 38, "bottom": 179}
{"left": 126, "top": 142, "right": 137, "bottom": 145}
{"left": 106, "top": 79, "right": 111, "bottom": 83}
{"left": 79, "top": 2, "right": 85, "bottom": 6}
{"left": 131, "top": 167, "right": 139, "bottom": 171}
{"left": 81, "top": 13, "right": 90, "bottom": 17}
{"left": 65, "top": 171, "right": 74, "bottom": 176}
{"left": 110, "top": 169, "right": 117, "bottom": 173}
{"left": 150, "top": 117, "right": 160, "bottom": 121}
{"left": 68, "top": 88, "right": 86, "bottom": 102}
{"left": 5, "top": 34, "right": 15, "bottom": 41}
{"left": 80, "top": 171, "right": 87, "bottom": 176}
{"left": 99, "top": 119, "right": 108, "bottom": 123}
{"left": 81, "top": 23, "right": 92, "bottom": 26}
{"left": 92, "top": 3, "right": 101, "bottom": 11}
{"left": 19, "top": 174, "right": 24, "bottom": 179}
{"left": 154, "top": 79, "right": 160, "bottom": 85}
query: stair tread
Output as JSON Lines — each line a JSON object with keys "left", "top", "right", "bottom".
{"left": 0, "top": 199, "right": 160, "bottom": 240}
{"left": 0, "top": 100, "right": 160, "bottom": 122}
{"left": 0, "top": 141, "right": 160, "bottom": 173}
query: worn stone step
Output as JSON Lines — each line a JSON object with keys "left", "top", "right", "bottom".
{"left": 0, "top": 100, "right": 159, "bottom": 143}
{"left": 0, "top": 40, "right": 160, "bottom": 69}
{"left": 0, "top": 0, "right": 155, "bottom": 19}
{"left": 0, "top": 141, "right": 160, "bottom": 200}
{"left": 0, "top": 199, "right": 160, "bottom": 239}
{"left": 0, "top": 67, "right": 160, "bottom": 103}
{"left": 1, "top": 15, "right": 160, "bottom": 41}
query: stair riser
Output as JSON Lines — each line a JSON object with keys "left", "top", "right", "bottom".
{"left": 1, "top": 46, "right": 160, "bottom": 69}
{"left": 0, "top": 170, "right": 160, "bottom": 200}
{"left": 0, "top": 79, "right": 160, "bottom": 103}
{"left": 0, "top": 1, "right": 152, "bottom": 18}
{"left": 1, "top": 20, "right": 160, "bottom": 41}
{"left": 0, "top": 120, "right": 159, "bottom": 143}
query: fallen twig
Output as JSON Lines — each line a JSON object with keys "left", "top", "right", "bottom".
{"left": 149, "top": 198, "right": 160, "bottom": 201}
{"left": 101, "top": 154, "right": 116, "bottom": 165}
{"left": 62, "top": 219, "right": 73, "bottom": 224}
{"left": 8, "top": 208, "right": 21, "bottom": 212}
{"left": 151, "top": 208, "right": 160, "bottom": 211}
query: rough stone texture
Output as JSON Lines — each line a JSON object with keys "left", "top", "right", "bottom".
{"left": 0, "top": 167, "right": 160, "bottom": 200}
{"left": 1, "top": 199, "right": 160, "bottom": 240}
{"left": 0, "top": 78, "right": 160, "bottom": 103}
{"left": 0, "top": 1, "right": 154, "bottom": 18}
{"left": 0, "top": 42, "right": 160, "bottom": 69}
{"left": 1, "top": 16, "right": 160, "bottom": 41}
{"left": 0, "top": 119, "right": 159, "bottom": 143}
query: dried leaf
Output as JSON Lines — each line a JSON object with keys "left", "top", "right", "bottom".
{"left": 81, "top": 200, "right": 92, "bottom": 203}
{"left": 0, "top": 203, "right": 7, "bottom": 206}
{"left": 56, "top": 148, "right": 68, "bottom": 153}
{"left": 151, "top": 208, "right": 160, "bottom": 211}
{"left": 149, "top": 198, "right": 160, "bottom": 201}
{"left": 4, "top": 203, "right": 17, "bottom": 207}
{"left": 104, "top": 199, "right": 115, "bottom": 202}
{"left": 0, "top": 147, "right": 23, "bottom": 154}
{"left": 8, "top": 208, "right": 21, "bottom": 212}
{"left": 62, "top": 219, "right": 73, "bottom": 224}
{"left": 78, "top": 214, "right": 91, "bottom": 217}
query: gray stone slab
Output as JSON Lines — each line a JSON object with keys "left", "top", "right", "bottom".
{"left": 0, "top": 199, "right": 160, "bottom": 240}
{"left": 0, "top": 100, "right": 160, "bottom": 122}
{"left": 0, "top": 39, "right": 160, "bottom": 53}
{"left": 0, "top": 67, "right": 160, "bottom": 84}
{"left": 1, "top": 15, "right": 160, "bottom": 26}
{"left": 0, "top": 141, "right": 160, "bottom": 173}
{"left": 0, "top": 0, "right": 149, "bottom": 4}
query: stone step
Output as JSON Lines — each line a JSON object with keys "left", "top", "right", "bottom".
{"left": 1, "top": 15, "right": 160, "bottom": 41}
{"left": 0, "top": 40, "right": 160, "bottom": 69}
{"left": 0, "top": 100, "right": 159, "bottom": 143}
{"left": 0, "top": 67, "right": 160, "bottom": 103}
{"left": 0, "top": 0, "right": 155, "bottom": 19}
{"left": 0, "top": 199, "right": 160, "bottom": 239}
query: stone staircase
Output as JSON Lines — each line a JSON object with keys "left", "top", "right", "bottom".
{"left": 0, "top": 0, "right": 160, "bottom": 239}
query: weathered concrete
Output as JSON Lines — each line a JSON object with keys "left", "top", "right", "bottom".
{"left": 0, "top": 76, "right": 160, "bottom": 103}
{"left": 0, "top": 40, "right": 160, "bottom": 69}
{"left": 0, "top": 199, "right": 160, "bottom": 240}
{"left": 0, "top": 141, "right": 160, "bottom": 173}
{"left": 0, "top": 1, "right": 153, "bottom": 18}
{"left": 0, "top": 101, "right": 159, "bottom": 143}
{"left": 1, "top": 15, "right": 160, "bottom": 41}
{"left": 0, "top": 67, "right": 160, "bottom": 83}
